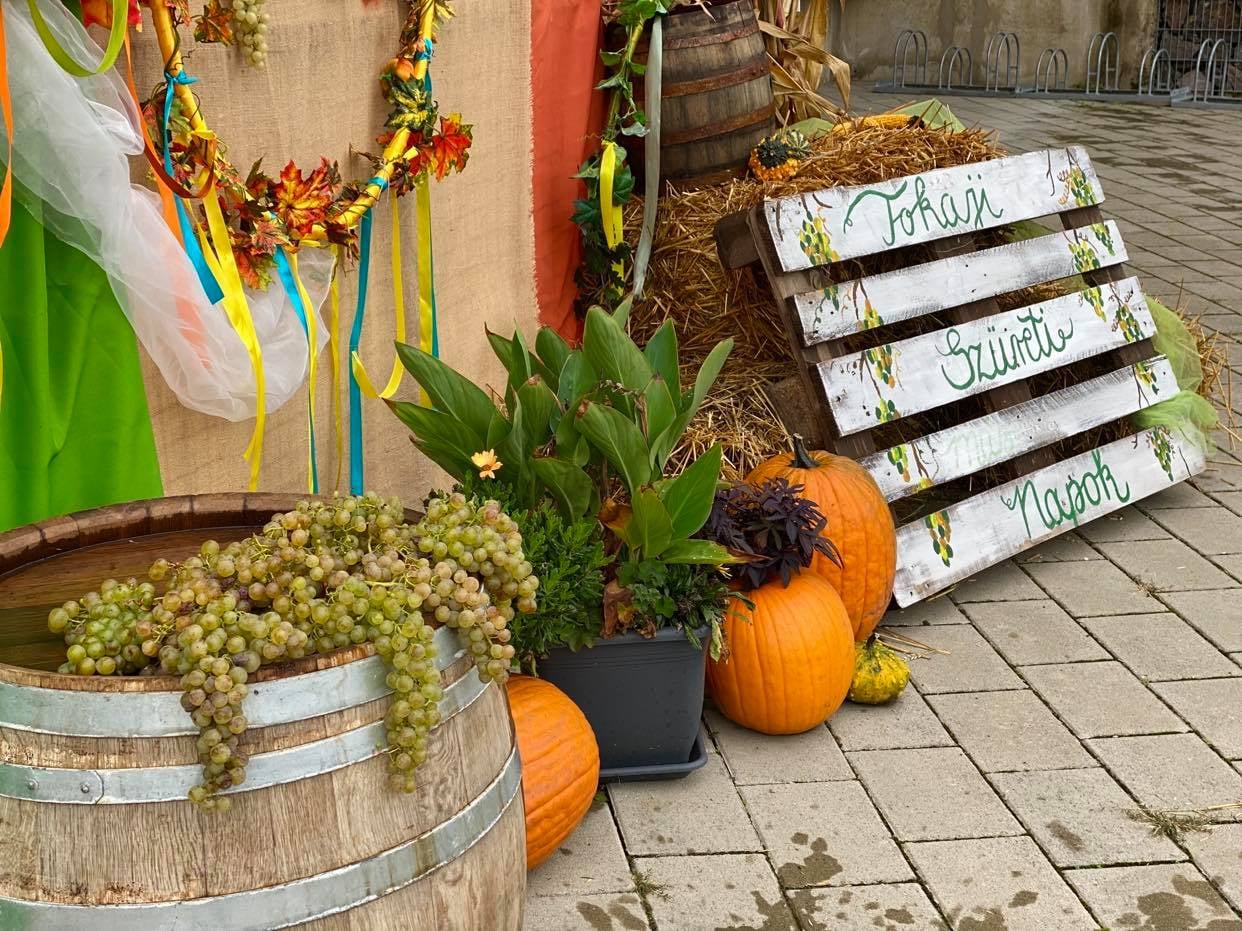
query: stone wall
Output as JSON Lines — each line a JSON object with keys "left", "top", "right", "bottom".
{"left": 835, "top": 0, "right": 1159, "bottom": 91}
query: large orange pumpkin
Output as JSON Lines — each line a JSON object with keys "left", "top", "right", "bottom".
{"left": 507, "top": 675, "right": 600, "bottom": 870}
{"left": 747, "top": 437, "right": 896, "bottom": 640}
{"left": 707, "top": 572, "right": 854, "bottom": 734}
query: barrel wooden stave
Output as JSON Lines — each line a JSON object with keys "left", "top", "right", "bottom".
{"left": 623, "top": 0, "right": 775, "bottom": 184}
{"left": 0, "top": 495, "right": 525, "bottom": 929}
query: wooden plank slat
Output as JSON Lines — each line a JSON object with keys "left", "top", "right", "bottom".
{"left": 794, "top": 221, "right": 1127, "bottom": 345}
{"left": 762, "top": 146, "right": 1103, "bottom": 272}
{"left": 819, "top": 277, "right": 1153, "bottom": 436}
{"left": 893, "top": 425, "right": 1207, "bottom": 605}
{"left": 861, "top": 356, "right": 1180, "bottom": 502}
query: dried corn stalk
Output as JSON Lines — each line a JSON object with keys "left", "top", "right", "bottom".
{"left": 754, "top": 0, "right": 851, "bottom": 121}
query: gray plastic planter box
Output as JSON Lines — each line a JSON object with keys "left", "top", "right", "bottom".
{"left": 537, "top": 626, "right": 708, "bottom": 777}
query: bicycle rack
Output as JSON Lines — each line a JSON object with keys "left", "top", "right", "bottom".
{"left": 1086, "top": 31, "right": 1120, "bottom": 93}
{"left": 1200, "top": 38, "right": 1230, "bottom": 101}
{"left": 892, "top": 29, "right": 929, "bottom": 87}
{"left": 984, "top": 32, "right": 1020, "bottom": 91}
{"left": 938, "top": 46, "right": 974, "bottom": 90}
{"left": 1137, "top": 47, "right": 1172, "bottom": 95}
{"left": 1034, "top": 47, "right": 1068, "bottom": 92}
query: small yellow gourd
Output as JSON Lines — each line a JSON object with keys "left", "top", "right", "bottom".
{"left": 848, "top": 634, "right": 909, "bottom": 704}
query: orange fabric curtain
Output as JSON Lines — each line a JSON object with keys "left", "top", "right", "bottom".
{"left": 531, "top": 0, "right": 607, "bottom": 339}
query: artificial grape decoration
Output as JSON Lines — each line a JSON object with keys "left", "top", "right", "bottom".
{"left": 232, "top": 0, "right": 269, "bottom": 67}
{"left": 48, "top": 492, "right": 533, "bottom": 810}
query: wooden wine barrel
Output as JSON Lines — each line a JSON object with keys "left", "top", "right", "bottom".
{"left": 0, "top": 495, "right": 525, "bottom": 930}
{"left": 622, "top": 0, "right": 776, "bottom": 186}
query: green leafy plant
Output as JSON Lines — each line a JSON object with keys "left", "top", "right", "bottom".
{"left": 612, "top": 559, "right": 730, "bottom": 660}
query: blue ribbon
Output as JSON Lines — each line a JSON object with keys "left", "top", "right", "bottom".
{"left": 347, "top": 201, "right": 379, "bottom": 495}
{"left": 273, "top": 246, "right": 319, "bottom": 493}
{"left": 163, "top": 70, "right": 223, "bottom": 304}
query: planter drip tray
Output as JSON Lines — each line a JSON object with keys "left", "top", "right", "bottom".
{"left": 599, "top": 731, "right": 708, "bottom": 784}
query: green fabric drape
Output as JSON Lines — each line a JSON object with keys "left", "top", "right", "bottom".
{"left": 0, "top": 198, "right": 162, "bottom": 531}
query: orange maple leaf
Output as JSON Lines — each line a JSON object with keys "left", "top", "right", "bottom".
{"left": 271, "top": 158, "right": 337, "bottom": 238}
{"left": 426, "top": 114, "right": 472, "bottom": 181}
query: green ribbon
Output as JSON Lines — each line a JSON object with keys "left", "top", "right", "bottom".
{"left": 27, "top": 0, "right": 128, "bottom": 77}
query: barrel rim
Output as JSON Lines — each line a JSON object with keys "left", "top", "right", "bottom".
{"left": 0, "top": 746, "right": 522, "bottom": 928}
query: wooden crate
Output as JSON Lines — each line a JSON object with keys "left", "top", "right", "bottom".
{"left": 716, "top": 146, "right": 1205, "bottom": 606}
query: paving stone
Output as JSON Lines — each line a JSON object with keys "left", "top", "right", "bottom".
{"left": 705, "top": 711, "right": 852, "bottom": 785}
{"left": 949, "top": 561, "right": 1044, "bottom": 603}
{"left": 1216, "top": 554, "right": 1242, "bottom": 583}
{"left": 787, "top": 883, "right": 949, "bottom": 931}
{"left": 1152, "top": 679, "right": 1242, "bottom": 759}
{"left": 638, "top": 853, "right": 798, "bottom": 931}
{"left": 1142, "top": 481, "right": 1220, "bottom": 509}
{"left": 1184, "top": 823, "right": 1242, "bottom": 913}
{"left": 1196, "top": 456, "right": 1242, "bottom": 492}
{"left": 740, "top": 781, "right": 911, "bottom": 888}
{"left": 1022, "top": 558, "right": 1160, "bottom": 618}
{"left": 1015, "top": 532, "right": 1102, "bottom": 563}
{"left": 906, "top": 836, "right": 1096, "bottom": 931}
{"left": 528, "top": 799, "right": 634, "bottom": 897}
{"left": 828, "top": 688, "right": 954, "bottom": 751}
{"left": 1020, "top": 661, "right": 1188, "bottom": 738}
{"left": 608, "top": 751, "right": 761, "bottom": 855}
{"left": 1089, "top": 733, "right": 1242, "bottom": 816}
{"left": 847, "top": 748, "right": 1022, "bottom": 841}
{"left": 1078, "top": 506, "right": 1171, "bottom": 542}
{"left": 1148, "top": 505, "right": 1242, "bottom": 555}
{"left": 1065, "top": 863, "right": 1242, "bottom": 931}
{"left": 990, "top": 768, "right": 1186, "bottom": 867}
{"left": 1097, "top": 538, "right": 1238, "bottom": 591}
{"left": 927, "top": 690, "right": 1094, "bottom": 772}
{"left": 963, "top": 600, "right": 1109, "bottom": 666}
{"left": 901, "top": 625, "right": 1024, "bottom": 695}
{"left": 523, "top": 893, "right": 651, "bottom": 931}
{"left": 1079, "top": 612, "right": 1241, "bottom": 681}
{"left": 1159, "top": 589, "right": 1242, "bottom": 652}
{"left": 1215, "top": 490, "right": 1242, "bottom": 517}
{"left": 879, "top": 597, "right": 970, "bottom": 627}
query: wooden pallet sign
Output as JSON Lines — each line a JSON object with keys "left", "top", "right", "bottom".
{"left": 716, "top": 145, "right": 1206, "bottom": 606}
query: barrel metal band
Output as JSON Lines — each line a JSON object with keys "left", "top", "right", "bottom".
{"left": 0, "top": 672, "right": 491, "bottom": 804}
{"left": 661, "top": 58, "right": 770, "bottom": 98}
{"left": 0, "top": 627, "right": 459, "bottom": 737}
{"left": 0, "top": 747, "right": 521, "bottom": 930}
{"left": 662, "top": 101, "right": 776, "bottom": 146}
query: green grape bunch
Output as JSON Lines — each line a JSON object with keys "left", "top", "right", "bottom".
{"left": 232, "top": 0, "right": 269, "bottom": 67}
{"left": 48, "top": 492, "right": 534, "bottom": 811}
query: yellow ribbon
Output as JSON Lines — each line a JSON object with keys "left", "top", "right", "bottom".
{"left": 415, "top": 178, "right": 436, "bottom": 406}
{"left": 599, "top": 141, "right": 626, "bottom": 283}
{"left": 288, "top": 251, "right": 319, "bottom": 494}
{"left": 329, "top": 246, "right": 344, "bottom": 492}
{"left": 200, "top": 193, "right": 266, "bottom": 490}
{"left": 350, "top": 193, "right": 408, "bottom": 400}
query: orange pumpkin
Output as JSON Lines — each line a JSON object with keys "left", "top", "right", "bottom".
{"left": 748, "top": 437, "right": 896, "bottom": 640}
{"left": 707, "top": 572, "right": 854, "bottom": 734}
{"left": 507, "top": 675, "right": 600, "bottom": 870}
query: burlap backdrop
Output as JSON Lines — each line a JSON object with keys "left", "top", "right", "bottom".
{"left": 129, "top": 0, "right": 538, "bottom": 503}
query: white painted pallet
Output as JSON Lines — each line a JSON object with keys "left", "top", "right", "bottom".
{"left": 763, "top": 147, "right": 1103, "bottom": 272}
{"left": 893, "top": 425, "right": 1206, "bottom": 605}
{"left": 820, "top": 278, "right": 1154, "bottom": 435}
{"left": 795, "top": 221, "right": 1126, "bottom": 345}
{"left": 861, "top": 356, "right": 1180, "bottom": 502}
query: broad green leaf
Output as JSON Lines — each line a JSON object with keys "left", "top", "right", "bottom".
{"left": 412, "top": 438, "right": 479, "bottom": 481}
{"left": 627, "top": 488, "right": 673, "bottom": 559}
{"left": 576, "top": 402, "right": 651, "bottom": 494}
{"left": 512, "top": 378, "right": 558, "bottom": 457}
{"left": 394, "top": 342, "right": 496, "bottom": 446}
{"left": 659, "top": 539, "right": 735, "bottom": 566}
{"left": 583, "top": 306, "right": 651, "bottom": 394}
{"left": 643, "top": 377, "right": 677, "bottom": 469}
{"left": 387, "top": 400, "right": 476, "bottom": 463}
{"left": 611, "top": 296, "right": 634, "bottom": 329}
{"left": 643, "top": 320, "right": 680, "bottom": 401}
{"left": 684, "top": 338, "right": 733, "bottom": 417}
{"left": 531, "top": 458, "right": 594, "bottom": 520}
{"left": 659, "top": 444, "right": 722, "bottom": 538}
{"left": 556, "top": 352, "right": 594, "bottom": 412}
{"left": 535, "top": 327, "right": 572, "bottom": 389}
{"left": 485, "top": 410, "right": 511, "bottom": 450}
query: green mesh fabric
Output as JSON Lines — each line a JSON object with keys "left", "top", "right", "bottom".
{"left": 1132, "top": 297, "right": 1219, "bottom": 452}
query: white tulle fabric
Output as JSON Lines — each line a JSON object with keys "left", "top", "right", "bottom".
{"left": 2, "top": 0, "right": 329, "bottom": 421}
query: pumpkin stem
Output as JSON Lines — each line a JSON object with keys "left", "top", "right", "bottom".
{"left": 865, "top": 632, "right": 878, "bottom": 649}
{"left": 789, "top": 434, "right": 819, "bottom": 470}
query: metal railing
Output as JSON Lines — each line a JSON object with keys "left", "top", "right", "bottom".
{"left": 1156, "top": 0, "right": 1242, "bottom": 101}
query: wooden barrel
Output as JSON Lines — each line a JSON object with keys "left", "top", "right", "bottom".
{"left": 0, "top": 495, "right": 525, "bottom": 930}
{"left": 622, "top": 0, "right": 776, "bottom": 186}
